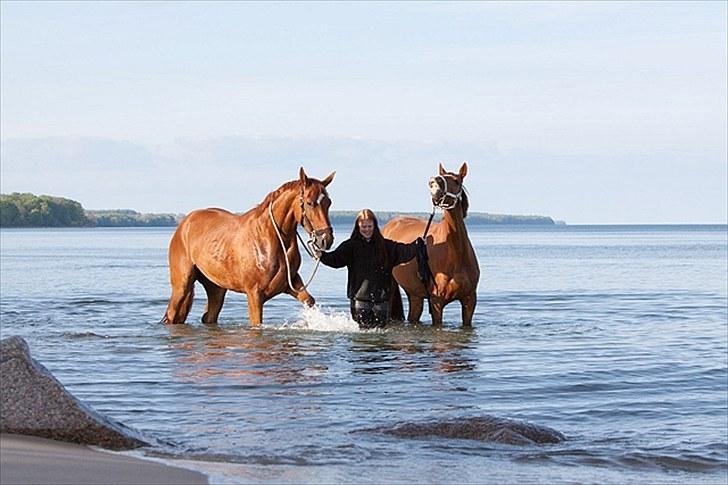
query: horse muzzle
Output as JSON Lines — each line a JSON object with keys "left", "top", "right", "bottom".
{"left": 312, "top": 227, "right": 334, "bottom": 250}
{"left": 429, "top": 177, "right": 444, "bottom": 205}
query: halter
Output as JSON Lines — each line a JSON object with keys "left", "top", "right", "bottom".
{"left": 297, "top": 185, "right": 332, "bottom": 256}
{"left": 430, "top": 174, "right": 463, "bottom": 210}
{"left": 267, "top": 183, "right": 330, "bottom": 293}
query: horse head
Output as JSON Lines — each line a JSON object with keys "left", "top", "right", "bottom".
{"left": 296, "top": 167, "right": 336, "bottom": 250}
{"left": 429, "top": 162, "right": 469, "bottom": 217}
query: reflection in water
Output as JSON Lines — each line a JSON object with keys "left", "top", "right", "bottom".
{"left": 348, "top": 325, "right": 477, "bottom": 375}
{"left": 166, "top": 324, "right": 327, "bottom": 386}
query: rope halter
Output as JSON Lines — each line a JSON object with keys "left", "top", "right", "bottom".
{"left": 429, "top": 174, "right": 463, "bottom": 210}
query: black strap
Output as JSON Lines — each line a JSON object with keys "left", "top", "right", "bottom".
{"left": 416, "top": 208, "right": 436, "bottom": 295}
{"left": 422, "top": 208, "right": 436, "bottom": 239}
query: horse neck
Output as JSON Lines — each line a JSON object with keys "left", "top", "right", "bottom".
{"left": 264, "top": 187, "right": 300, "bottom": 240}
{"left": 438, "top": 206, "right": 470, "bottom": 250}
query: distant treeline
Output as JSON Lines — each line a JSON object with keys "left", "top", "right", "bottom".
{"left": 0, "top": 193, "right": 89, "bottom": 227}
{"left": 0, "top": 193, "right": 557, "bottom": 228}
{"left": 331, "top": 211, "right": 556, "bottom": 226}
{"left": 86, "top": 209, "right": 181, "bottom": 227}
{"left": 0, "top": 193, "right": 181, "bottom": 228}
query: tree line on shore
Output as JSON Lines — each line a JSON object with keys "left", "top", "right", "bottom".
{"left": 0, "top": 193, "right": 179, "bottom": 227}
{"left": 0, "top": 193, "right": 556, "bottom": 227}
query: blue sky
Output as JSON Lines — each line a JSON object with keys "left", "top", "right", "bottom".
{"left": 1, "top": 1, "right": 726, "bottom": 223}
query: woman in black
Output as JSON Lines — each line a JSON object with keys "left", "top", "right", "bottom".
{"left": 316, "top": 208, "right": 422, "bottom": 328}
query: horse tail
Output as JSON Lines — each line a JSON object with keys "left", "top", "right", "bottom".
{"left": 389, "top": 276, "right": 405, "bottom": 321}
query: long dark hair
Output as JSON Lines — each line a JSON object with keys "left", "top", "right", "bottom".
{"left": 350, "top": 208, "right": 388, "bottom": 268}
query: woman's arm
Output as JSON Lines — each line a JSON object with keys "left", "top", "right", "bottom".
{"left": 318, "top": 239, "right": 352, "bottom": 268}
{"left": 386, "top": 238, "right": 422, "bottom": 266}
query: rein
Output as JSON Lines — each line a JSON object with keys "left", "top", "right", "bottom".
{"left": 418, "top": 175, "right": 467, "bottom": 293}
{"left": 268, "top": 201, "right": 322, "bottom": 294}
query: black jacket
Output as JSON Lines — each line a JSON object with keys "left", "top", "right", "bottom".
{"left": 319, "top": 236, "right": 417, "bottom": 302}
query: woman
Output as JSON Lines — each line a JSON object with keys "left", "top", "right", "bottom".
{"left": 316, "top": 209, "right": 423, "bottom": 328}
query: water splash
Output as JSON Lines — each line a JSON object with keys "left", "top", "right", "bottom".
{"left": 278, "top": 305, "right": 361, "bottom": 333}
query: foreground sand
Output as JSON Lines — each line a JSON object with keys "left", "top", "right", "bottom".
{"left": 0, "top": 434, "right": 207, "bottom": 485}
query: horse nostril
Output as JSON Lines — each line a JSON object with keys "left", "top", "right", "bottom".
{"left": 321, "top": 231, "right": 334, "bottom": 250}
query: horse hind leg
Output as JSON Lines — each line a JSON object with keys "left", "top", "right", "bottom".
{"left": 163, "top": 238, "right": 196, "bottom": 324}
{"left": 389, "top": 278, "right": 405, "bottom": 321}
{"left": 163, "top": 276, "right": 195, "bottom": 324}
{"left": 198, "top": 271, "right": 227, "bottom": 324}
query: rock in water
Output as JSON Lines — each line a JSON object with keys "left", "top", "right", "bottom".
{"left": 376, "top": 416, "right": 565, "bottom": 445}
{"left": 0, "top": 336, "right": 147, "bottom": 450}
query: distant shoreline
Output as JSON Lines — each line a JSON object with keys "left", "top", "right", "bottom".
{"left": 1, "top": 192, "right": 560, "bottom": 228}
{"left": 1, "top": 210, "right": 561, "bottom": 228}
{"left": 4, "top": 193, "right": 725, "bottom": 229}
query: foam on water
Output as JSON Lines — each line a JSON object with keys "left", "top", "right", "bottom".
{"left": 277, "top": 305, "right": 361, "bottom": 333}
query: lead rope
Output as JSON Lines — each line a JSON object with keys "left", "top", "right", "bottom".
{"left": 268, "top": 202, "right": 321, "bottom": 293}
{"left": 422, "top": 206, "right": 437, "bottom": 240}
{"left": 419, "top": 206, "right": 437, "bottom": 303}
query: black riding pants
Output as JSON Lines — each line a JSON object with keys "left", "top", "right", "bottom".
{"left": 350, "top": 299, "right": 389, "bottom": 328}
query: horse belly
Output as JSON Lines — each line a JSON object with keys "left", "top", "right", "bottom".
{"left": 392, "top": 260, "right": 428, "bottom": 297}
{"left": 191, "top": 244, "right": 259, "bottom": 293}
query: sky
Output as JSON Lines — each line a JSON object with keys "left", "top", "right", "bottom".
{"left": 1, "top": 1, "right": 726, "bottom": 224}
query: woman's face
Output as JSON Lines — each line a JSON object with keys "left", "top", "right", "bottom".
{"left": 358, "top": 219, "right": 375, "bottom": 241}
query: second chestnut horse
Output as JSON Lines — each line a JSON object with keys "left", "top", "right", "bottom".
{"left": 163, "top": 168, "right": 335, "bottom": 325}
{"left": 382, "top": 163, "right": 479, "bottom": 326}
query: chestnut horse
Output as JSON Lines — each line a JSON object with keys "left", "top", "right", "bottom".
{"left": 162, "top": 168, "right": 335, "bottom": 326}
{"left": 381, "top": 163, "right": 479, "bottom": 326}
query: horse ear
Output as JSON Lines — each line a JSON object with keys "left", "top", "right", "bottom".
{"left": 299, "top": 167, "right": 309, "bottom": 186}
{"left": 438, "top": 163, "right": 446, "bottom": 175}
{"left": 322, "top": 171, "right": 336, "bottom": 187}
{"left": 459, "top": 162, "right": 468, "bottom": 179}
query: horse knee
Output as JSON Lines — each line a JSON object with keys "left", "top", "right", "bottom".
{"left": 296, "top": 291, "right": 315, "bottom": 307}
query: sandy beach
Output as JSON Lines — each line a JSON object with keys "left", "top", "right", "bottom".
{"left": 0, "top": 434, "right": 207, "bottom": 485}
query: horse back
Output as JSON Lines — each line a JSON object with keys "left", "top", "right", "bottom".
{"left": 175, "top": 208, "right": 240, "bottom": 247}
{"left": 381, "top": 216, "right": 427, "bottom": 243}
{"left": 170, "top": 208, "right": 251, "bottom": 287}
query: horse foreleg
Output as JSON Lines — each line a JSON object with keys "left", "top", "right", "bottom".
{"left": 246, "top": 292, "right": 264, "bottom": 326}
{"left": 429, "top": 296, "right": 445, "bottom": 326}
{"left": 461, "top": 292, "right": 477, "bottom": 327}
{"left": 286, "top": 274, "right": 315, "bottom": 307}
{"left": 405, "top": 291, "right": 425, "bottom": 324}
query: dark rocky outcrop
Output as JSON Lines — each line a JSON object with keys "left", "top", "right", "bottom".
{"left": 0, "top": 336, "right": 147, "bottom": 450}
{"left": 372, "top": 416, "right": 565, "bottom": 445}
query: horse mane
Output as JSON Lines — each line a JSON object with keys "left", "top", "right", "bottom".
{"left": 257, "top": 180, "right": 301, "bottom": 209}
{"left": 461, "top": 188, "right": 469, "bottom": 219}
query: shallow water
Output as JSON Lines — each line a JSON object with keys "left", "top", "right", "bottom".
{"left": 1, "top": 225, "right": 726, "bottom": 483}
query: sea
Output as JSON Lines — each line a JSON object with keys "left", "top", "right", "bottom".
{"left": 1, "top": 224, "right": 726, "bottom": 484}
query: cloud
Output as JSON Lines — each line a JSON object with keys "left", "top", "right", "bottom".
{"left": 2, "top": 134, "right": 725, "bottom": 224}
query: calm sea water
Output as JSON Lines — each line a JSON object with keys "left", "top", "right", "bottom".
{"left": 1, "top": 225, "right": 726, "bottom": 484}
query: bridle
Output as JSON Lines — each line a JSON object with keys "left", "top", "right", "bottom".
{"left": 268, "top": 183, "right": 331, "bottom": 293}
{"left": 430, "top": 174, "right": 464, "bottom": 210}
{"left": 296, "top": 184, "right": 332, "bottom": 256}
{"left": 418, "top": 172, "right": 466, "bottom": 301}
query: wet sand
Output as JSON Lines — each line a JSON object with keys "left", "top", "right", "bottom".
{"left": 0, "top": 434, "right": 207, "bottom": 485}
